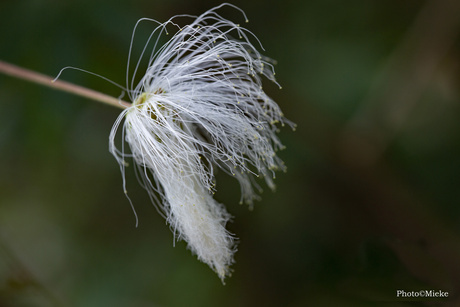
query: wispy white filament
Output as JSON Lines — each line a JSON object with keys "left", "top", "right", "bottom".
{"left": 109, "top": 3, "right": 294, "bottom": 281}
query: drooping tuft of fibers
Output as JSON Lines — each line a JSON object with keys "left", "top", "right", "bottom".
{"left": 109, "top": 3, "right": 295, "bottom": 282}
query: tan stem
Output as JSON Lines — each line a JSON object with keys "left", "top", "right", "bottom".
{"left": 0, "top": 60, "right": 131, "bottom": 109}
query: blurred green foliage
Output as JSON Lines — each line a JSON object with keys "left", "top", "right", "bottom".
{"left": 1, "top": 0, "right": 460, "bottom": 306}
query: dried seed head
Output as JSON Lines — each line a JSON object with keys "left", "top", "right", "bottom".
{"left": 109, "top": 3, "right": 294, "bottom": 282}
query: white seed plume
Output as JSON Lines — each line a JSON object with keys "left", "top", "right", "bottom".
{"left": 109, "top": 3, "right": 294, "bottom": 281}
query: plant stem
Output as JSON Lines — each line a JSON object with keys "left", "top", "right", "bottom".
{"left": 0, "top": 60, "right": 131, "bottom": 109}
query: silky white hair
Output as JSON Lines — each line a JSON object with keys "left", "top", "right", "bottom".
{"left": 109, "top": 3, "right": 294, "bottom": 281}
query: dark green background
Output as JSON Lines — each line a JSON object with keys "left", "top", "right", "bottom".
{"left": 1, "top": 0, "right": 460, "bottom": 306}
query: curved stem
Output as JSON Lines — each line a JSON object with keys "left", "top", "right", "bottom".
{"left": 0, "top": 60, "right": 131, "bottom": 109}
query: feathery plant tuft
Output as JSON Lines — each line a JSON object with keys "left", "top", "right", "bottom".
{"left": 109, "top": 3, "right": 295, "bottom": 281}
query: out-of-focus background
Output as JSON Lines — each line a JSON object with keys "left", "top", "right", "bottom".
{"left": 1, "top": 0, "right": 460, "bottom": 306}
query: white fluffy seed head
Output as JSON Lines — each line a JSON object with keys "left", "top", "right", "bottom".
{"left": 109, "top": 3, "right": 294, "bottom": 282}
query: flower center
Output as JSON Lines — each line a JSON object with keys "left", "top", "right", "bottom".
{"left": 133, "top": 89, "right": 167, "bottom": 120}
